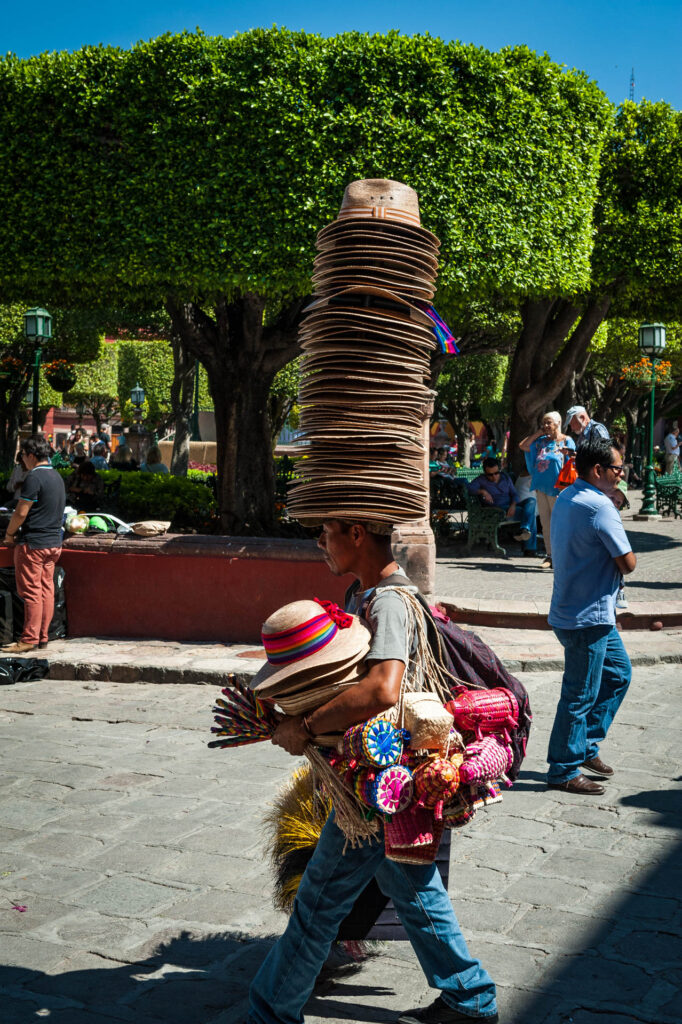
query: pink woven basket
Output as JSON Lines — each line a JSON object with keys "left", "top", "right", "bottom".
{"left": 385, "top": 810, "right": 444, "bottom": 864}
{"left": 445, "top": 687, "right": 519, "bottom": 741}
{"left": 459, "top": 735, "right": 513, "bottom": 784}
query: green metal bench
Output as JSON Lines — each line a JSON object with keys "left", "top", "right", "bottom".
{"left": 655, "top": 468, "right": 682, "bottom": 518}
{"left": 464, "top": 490, "right": 520, "bottom": 558}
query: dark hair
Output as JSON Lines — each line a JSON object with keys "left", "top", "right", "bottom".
{"left": 76, "top": 460, "right": 97, "bottom": 477}
{"left": 93, "top": 443, "right": 106, "bottom": 456}
{"left": 576, "top": 437, "right": 617, "bottom": 477}
{"left": 482, "top": 456, "right": 500, "bottom": 470}
{"left": 20, "top": 435, "right": 51, "bottom": 461}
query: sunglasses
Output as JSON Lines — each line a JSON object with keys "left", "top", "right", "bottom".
{"left": 602, "top": 463, "right": 625, "bottom": 475}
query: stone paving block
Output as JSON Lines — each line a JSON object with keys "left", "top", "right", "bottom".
{"left": 448, "top": 897, "right": 521, "bottom": 935}
{"left": 72, "top": 875, "right": 188, "bottom": 917}
{"left": 86, "top": 842, "right": 175, "bottom": 878}
{"left": 0, "top": 824, "right": 32, "bottom": 847}
{"left": 534, "top": 846, "right": 639, "bottom": 887}
{"left": 30, "top": 908, "right": 152, "bottom": 958}
{"left": 451, "top": 836, "right": 545, "bottom": 873}
{"left": 502, "top": 875, "right": 592, "bottom": 910}
{"left": 0, "top": 894, "right": 78, "bottom": 934}
{"left": 0, "top": 797, "right": 64, "bottom": 829}
{"left": 512, "top": 905, "right": 609, "bottom": 951}
{"left": 0, "top": 931, "right": 78, "bottom": 970}
{"left": 8, "top": 863, "right": 105, "bottom": 898}
{"left": 20, "top": 831, "right": 107, "bottom": 862}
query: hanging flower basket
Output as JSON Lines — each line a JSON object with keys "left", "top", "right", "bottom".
{"left": 620, "top": 357, "right": 674, "bottom": 391}
{"left": 44, "top": 359, "right": 77, "bottom": 393}
{"left": 0, "top": 356, "right": 24, "bottom": 391}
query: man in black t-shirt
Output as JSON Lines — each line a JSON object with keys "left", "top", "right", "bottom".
{"left": 1, "top": 436, "right": 66, "bottom": 653}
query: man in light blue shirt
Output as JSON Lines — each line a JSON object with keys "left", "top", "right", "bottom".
{"left": 547, "top": 437, "right": 636, "bottom": 795}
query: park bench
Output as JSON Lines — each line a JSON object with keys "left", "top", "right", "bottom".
{"left": 464, "top": 490, "right": 520, "bottom": 558}
{"left": 655, "top": 467, "right": 682, "bottom": 518}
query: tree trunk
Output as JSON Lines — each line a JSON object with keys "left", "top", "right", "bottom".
{"left": 169, "top": 332, "right": 195, "bottom": 477}
{"left": 0, "top": 379, "right": 31, "bottom": 470}
{"left": 507, "top": 295, "right": 612, "bottom": 472}
{"left": 166, "top": 293, "right": 304, "bottom": 534}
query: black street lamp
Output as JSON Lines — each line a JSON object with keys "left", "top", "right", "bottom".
{"left": 75, "top": 401, "right": 86, "bottom": 425}
{"left": 637, "top": 322, "right": 666, "bottom": 517}
{"left": 23, "top": 307, "right": 52, "bottom": 434}
{"left": 130, "top": 382, "right": 145, "bottom": 431}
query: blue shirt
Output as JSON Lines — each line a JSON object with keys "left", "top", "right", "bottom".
{"left": 468, "top": 472, "right": 518, "bottom": 509}
{"left": 528, "top": 435, "right": 576, "bottom": 495}
{"left": 549, "top": 479, "right": 632, "bottom": 630}
{"left": 575, "top": 420, "right": 610, "bottom": 447}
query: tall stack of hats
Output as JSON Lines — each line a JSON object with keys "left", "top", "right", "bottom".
{"left": 287, "top": 179, "right": 440, "bottom": 528}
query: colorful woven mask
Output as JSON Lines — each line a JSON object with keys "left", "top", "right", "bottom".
{"left": 354, "top": 764, "right": 414, "bottom": 815}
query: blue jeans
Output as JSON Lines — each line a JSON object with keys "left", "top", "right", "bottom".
{"left": 516, "top": 497, "right": 537, "bottom": 551}
{"left": 248, "top": 814, "right": 497, "bottom": 1023}
{"left": 547, "top": 624, "right": 631, "bottom": 783}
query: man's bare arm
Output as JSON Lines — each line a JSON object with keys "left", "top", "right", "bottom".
{"left": 3, "top": 499, "right": 31, "bottom": 544}
{"left": 615, "top": 551, "right": 636, "bottom": 575}
{"left": 271, "top": 659, "right": 404, "bottom": 756}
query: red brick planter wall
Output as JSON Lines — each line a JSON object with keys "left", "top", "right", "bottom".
{"left": 0, "top": 535, "right": 348, "bottom": 644}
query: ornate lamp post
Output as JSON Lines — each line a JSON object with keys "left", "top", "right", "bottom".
{"left": 75, "top": 400, "right": 86, "bottom": 426}
{"left": 130, "top": 382, "right": 145, "bottom": 431}
{"left": 23, "top": 307, "right": 52, "bottom": 434}
{"left": 637, "top": 322, "right": 666, "bottom": 517}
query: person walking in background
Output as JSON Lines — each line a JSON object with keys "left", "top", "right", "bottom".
{"left": 564, "top": 405, "right": 610, "bottom": 447}
{"left": 546, "top": 437, "right": 635, "bottom": 796}
{"left": 663, "top": 425, "right": 680, "bottom": 474}
{"left": 468, "top": 456, "right": 534, "bottom": 546}
{"left": 140, "top": 445, "right": 170, "bottom": 475}
{"left": 519, "top": 412, "right": 575, "bottom": 570}
{"left": 1, "top": 436, "right": 66, "bottom": 654}
{"left": 66, "top": 461, "right": 104, "bottom": 512}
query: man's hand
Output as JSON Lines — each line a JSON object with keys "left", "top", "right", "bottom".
{"left": 505, "top": 505, "right": 516, "bottom": 519}
{"left": 2, "top": 534, "right": 15, "bottom": 546}
{"left": 478, "top": 490, "right": 494, "bottom": 504}
{"left": 271, "top": 716, "right": 309, "bottom": 756}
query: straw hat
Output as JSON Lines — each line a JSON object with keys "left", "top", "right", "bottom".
{"left": 250, "top": 598, "right": 371, "bottom": 692}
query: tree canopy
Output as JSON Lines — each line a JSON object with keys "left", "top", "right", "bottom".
{"left": 0, "top": 29, "right": 617, "bottom": 524}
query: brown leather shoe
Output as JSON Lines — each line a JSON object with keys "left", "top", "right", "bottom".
{"left": 0, "top": 641, "right": 37, "bottom": 654}
{"left": 547, "top": 773, "right": 605, "bottom": 795}
{"left": 582, "top": 756, "right": 614, "bottom": 777}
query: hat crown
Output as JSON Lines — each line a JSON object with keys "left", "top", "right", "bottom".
{"left": 261, "top": 599, "right": 329, "bottom": 636}
{"left": 339, "top": 179, "right": 421, "bottom": 225}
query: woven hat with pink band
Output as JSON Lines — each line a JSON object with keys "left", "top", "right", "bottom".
{"left": 286, "top": 178, "right": 440, "bottom": 528}
{"left": 250, "top": 598, "right": 371, "bottom": 694}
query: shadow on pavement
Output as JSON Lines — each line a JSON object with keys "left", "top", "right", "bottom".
{"left": 627, "top": 529, "right": 682, "bottom": 553}
{"left": 3, "top": 930, "right": 275, "bottom": 1024}
{"left": 508, "top": 783, "right": 682, "bottom": 1024}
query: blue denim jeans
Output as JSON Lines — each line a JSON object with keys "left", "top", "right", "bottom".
{"left": 516, "top": 497, "right": 537, "bottom": 551}
{"left": 547, "top": 624, "right": 631, "bottom": 783}
{"left": 248, "top": 814, "right": 497, "bottom": 1023}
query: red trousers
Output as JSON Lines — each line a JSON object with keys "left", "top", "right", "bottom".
{"left": 14, "top": 544, "right": 61, "bottom": 646}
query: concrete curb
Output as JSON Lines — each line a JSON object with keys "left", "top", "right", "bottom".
{"left": 39, "top": 647, "right": 682, "bottom": 684}
{"left": 438, "top": 598, "right": 682, "bottom": 631}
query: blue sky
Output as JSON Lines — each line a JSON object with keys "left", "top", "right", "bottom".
{"left": 3, "top": 0, "right": 681, "bottom": 108}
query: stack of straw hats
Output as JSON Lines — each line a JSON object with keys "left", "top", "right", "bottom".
{"left": 287, "top": 179, "right": 440, "bottom": 527}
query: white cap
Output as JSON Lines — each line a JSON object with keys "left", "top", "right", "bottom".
{"left": 564, "top": 405, "right": 587, "bottom": 430}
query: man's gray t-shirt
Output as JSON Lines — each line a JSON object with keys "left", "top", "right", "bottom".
{"left": 345, "top": 569, "right": 421, "bottom": 664}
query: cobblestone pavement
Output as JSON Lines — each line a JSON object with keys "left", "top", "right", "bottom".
{"left": 1, "top": 668, "right": 680, "bottom": 1024}
{"left": 436, "top": 503, "right": 682, "bottom": 603}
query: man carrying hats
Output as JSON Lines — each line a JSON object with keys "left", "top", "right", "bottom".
{"left": 248, "top": 519, "right": 498, "bottom": 1024}
{"left": 546, "top": 438, "right": 635, "bottom": 795}
{"left": 564, "top": 406, "right": 610, "bottom": 447}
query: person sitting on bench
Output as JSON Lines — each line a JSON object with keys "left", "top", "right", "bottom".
{"left": 467, "top": 457, "right": 533, "bottom": 544}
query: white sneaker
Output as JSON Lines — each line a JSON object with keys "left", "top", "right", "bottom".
{"left": 514, "top": 529, "right": 531, "bottom": 542}
{"left": 616, "top": 588, "right": 628, "bottom": 609}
